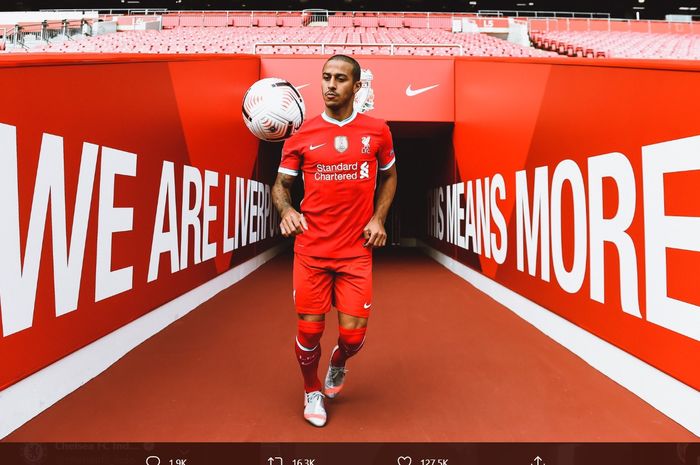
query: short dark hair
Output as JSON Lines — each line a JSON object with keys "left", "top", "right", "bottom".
{"left": 325, "top": 54, "right": 361, "bottom": 83}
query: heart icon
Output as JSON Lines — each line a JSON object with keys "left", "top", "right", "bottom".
{"left": 397, "top": 456, "right": 412, "bottom": 465}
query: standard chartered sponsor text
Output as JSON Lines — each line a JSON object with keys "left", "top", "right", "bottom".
{"left": 315, "top": 161, "right": 359, "bottom": 181}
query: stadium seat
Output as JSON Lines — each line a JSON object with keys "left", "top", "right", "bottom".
{"left": 530, "top": 29, "right": 700, "bottom": 60}
{"left": 16, "top": 23, "right": 557, "bottom": 58}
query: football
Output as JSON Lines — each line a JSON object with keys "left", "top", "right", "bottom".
{"left": 242, "top": 77, "right": 306, "bottom": 142}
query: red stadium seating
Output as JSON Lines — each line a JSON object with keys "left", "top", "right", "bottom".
{"left": 13, "top": 11, "right": 696, "bottom": 61}
{"left": 530, "top": 30, "right": 700, "bottom": 60}
{"left": 404, "top": 17, "right": 429, "bottom": 29}
{"left": 20, "top": 25, "right": 556, "bottom": 57}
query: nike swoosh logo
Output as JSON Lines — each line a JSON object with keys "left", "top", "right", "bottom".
{"left": 309, "top": 144, "right": 325, "bottom": 150}
{"left": 295, "top": 84, "right": 310, "bottom": 90}
{"left": 363, "top": 303, "right": 371, "bottom": 309}
{"left": 405, "top": 84, "right": 439, "bottom": 97}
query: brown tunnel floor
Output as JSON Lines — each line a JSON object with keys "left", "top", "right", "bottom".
{"left": 5, "top": 248, "right": 697, "bottom": 441}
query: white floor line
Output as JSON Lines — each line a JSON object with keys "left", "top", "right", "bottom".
{"left": 0, "top": 243, "right": 288, "bottom": 440}
{"left": 419, "top": 241, "right": 700, "bottom": 437}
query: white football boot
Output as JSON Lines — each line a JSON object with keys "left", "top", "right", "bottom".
{"left": 323, "top": 346, "right": 349, "bottom": 399}
{"left": 303, "top": 390, "right": 327, "bottom": 427}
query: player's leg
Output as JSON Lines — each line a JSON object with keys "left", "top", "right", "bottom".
{"left": 324, "top": 254, "right": 372, "bottom": 398}
{"left": 296, "top": 313, "right": 326, "bottom": 393}
{"left": 333, "top": 311, "right": 368, "bottom": 367}
{"left": 293, "top": 254, "right": 333, "bottom": 426}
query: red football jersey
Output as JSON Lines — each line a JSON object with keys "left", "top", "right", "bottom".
{"left": 279, "top": 110, "right": 396, "bottom": 258}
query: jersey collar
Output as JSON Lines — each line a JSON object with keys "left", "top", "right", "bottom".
{"left": 322, "top": 109, "right": 358, "bottom": 127}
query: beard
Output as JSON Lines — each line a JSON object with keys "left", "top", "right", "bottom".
{"left": 324, "top": 92, "right": 354, "bottom": 110}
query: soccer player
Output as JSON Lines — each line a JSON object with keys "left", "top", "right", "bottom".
{"left": 272, "top": 55, "right": 398, "bottom": 427}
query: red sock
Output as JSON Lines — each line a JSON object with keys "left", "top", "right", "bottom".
{"left": 295, "top": 319, "right": 325, "bottom": 393}
{"left": 331, "top": 326, "right": 367, "bottom": 368}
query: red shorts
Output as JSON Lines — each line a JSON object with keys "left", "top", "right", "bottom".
{"left": 293, "top": 253, "right": 373, "bottom": 319}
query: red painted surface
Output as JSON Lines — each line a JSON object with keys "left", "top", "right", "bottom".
{"left": 0, "top": 55, "right": 277, "bottom": 390}
{"left": 261, "top": 56, "right": 454, "bottom": 122}
{"left": 4, "top": 251, "right": 695, "bottom": 441}
{"left": 425, "top": 57, "right": 700, "bottom": 390}
{"left": 1, "top": 53, "right": 698, "bottom": 403}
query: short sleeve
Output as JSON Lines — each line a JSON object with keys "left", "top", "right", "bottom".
{"left": 279, "top": 137, "right": 302, "bottom": 176}
{"left": 377, "top": 122, "right": 396, "bottom": 171}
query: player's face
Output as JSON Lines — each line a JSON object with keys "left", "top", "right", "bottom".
{"left": 321, "top": 60, "right": 361, "bottom": 111}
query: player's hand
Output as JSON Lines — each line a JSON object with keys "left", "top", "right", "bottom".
{"left": 280, "top": 207, "right": 308, "bottom": 237}
{"left": 363, "top": 216, "right": 387, "bottom": 248}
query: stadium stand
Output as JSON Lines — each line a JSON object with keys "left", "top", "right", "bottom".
{"left": 16, "top": 25, "right": 555, "bottom": 57}
{"left": 5, "top": 10, "right": 698, "bottom": 60}
{"left": 530, "top": 30, "right": 700, "bottom": 59}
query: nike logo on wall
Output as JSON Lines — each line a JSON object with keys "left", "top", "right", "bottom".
{"left": 309, "top": 144, "right": 326, "bottom": 150}
{"left": 405, "top": 84, "right": 439, "bottom": 97}
{"left": 363, "top": 303, "right": 372, "bottom": 309}
{"left": 295, "top": 84, "right": 310, "bottom": 90}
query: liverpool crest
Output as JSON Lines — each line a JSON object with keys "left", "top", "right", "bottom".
{"left": 361, "top": 136, "right": 371, "bottom": 154}
{"left": 353, "top": 68, "right": 375, "bottom": 113}
{"left": 334, "top": 135, "right": 349, "bottom": 153}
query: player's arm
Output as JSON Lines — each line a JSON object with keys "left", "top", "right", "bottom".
{"left": 272, "top": 172, "right": 308, "bottom": 237}
{"left": 363, "top": 163, "right": 397, "bottom": 248}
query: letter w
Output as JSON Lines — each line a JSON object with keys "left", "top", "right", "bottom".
{"left": 0, "top": 124, "right": 98, "bottom": 337}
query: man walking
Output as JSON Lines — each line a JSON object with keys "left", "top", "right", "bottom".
{"left": 271, "top": 55, "right": 398, "bottom": 427}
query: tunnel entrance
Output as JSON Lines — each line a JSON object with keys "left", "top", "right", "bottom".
{"left": 382, "top": 122, "right": 454, "bottom": 250}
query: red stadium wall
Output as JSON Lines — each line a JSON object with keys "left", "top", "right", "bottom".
{"left": 1, "top": 51, "right": 699, "bottom": 403}
{"left": 424, "top": 57, "right": 700, "bottom": 390}
{"left": 0, "top": 54, "right": 280, "bottom": 390}
{"left": 261, "top": 56, "right": 454, "bottom": 122}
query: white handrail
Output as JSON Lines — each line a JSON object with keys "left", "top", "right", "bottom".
{"left": 253, "top": 42, "right": 463, "bottom": 55}
{"left": 38, "top": 8, "right": 611, "bottom": 20}
{"left": 528, "top": 16, "right": 700, "bottom": 33}
{"left": 478, "top": 9, "right": 611, "bottom": 19}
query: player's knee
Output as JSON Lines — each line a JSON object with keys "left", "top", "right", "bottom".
{"left": 298, "top": 313, "right": 325, "bottom": 322}
{"left": 297, "top": 318, "right": 325, "bottom": 349}
{"left": 338, "top": 326, "right": 367, "bottom": 357}
{"left": 340, "top": 330, "right": 365, "bottom": 347}
{"left": 338, "top": 312, "right": 367, "bottom": 329}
